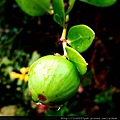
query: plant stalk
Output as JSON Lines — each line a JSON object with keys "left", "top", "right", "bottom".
{"left": 60, "top": 15, "right": 69, "bottom": 56}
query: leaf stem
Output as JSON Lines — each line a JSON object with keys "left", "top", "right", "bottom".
{"left": 62, "top": 41, "right": 67, "bottom": 56}
{"left": 60, "top": 15, "right": 69, "bottom": 56}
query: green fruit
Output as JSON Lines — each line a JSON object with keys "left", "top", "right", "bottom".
{"left": 28, "top": 55, "right": 80, "bottom": 108}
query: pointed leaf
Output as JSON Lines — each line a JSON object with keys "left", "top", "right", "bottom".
{"left": 67, "top": 24, "right": 95, "bottom": 53}
{"left": 52, "top": 0, "right": 65, "bottom": 26}
{"left": 15, "top": 0, "right": 50, "bottom": 16}
{"left": 65, "top": 0, "right": 76, "bottom": 15}
{"left": 79, "top": 0, "right": 116, "bottom": 7}
{"left": 65, "top": 46, "right": 88, "bottom": 75}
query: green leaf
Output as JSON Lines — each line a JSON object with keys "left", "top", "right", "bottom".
{"left": 79, "top": 0, "right": 116, "bottom": 7}
{"left": 52, "top": 0, "right": 65, "bottom": 26}
{"left": 65, "top": 0, "right": 76, "bottom": 15}
{"left": 28, "top": 51, "right": 41, "bottom": 67}
{"left": 15, "top": 0, "right": 50, "bottom": 16}
{"left": 65, "top": 46, "right": 88, "bottom": 75}
{"left": 67, "top": 24, "right": 95, "bottom": 53}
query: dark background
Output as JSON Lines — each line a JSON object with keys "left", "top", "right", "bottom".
{"left": 0, "top": 0, "right": 120, "bottom": 116}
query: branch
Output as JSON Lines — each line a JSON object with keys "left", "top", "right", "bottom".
{"left": 60, "top": 15, "right": 69, "bottom": 56}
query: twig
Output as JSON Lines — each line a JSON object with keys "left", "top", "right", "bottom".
{"left": 60, "top": 15, "right": 69, "bottom": 56}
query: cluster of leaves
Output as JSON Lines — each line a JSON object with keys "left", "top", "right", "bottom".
{"left": 15, "top": 0, "right": 116, "bottom": 18}
{"left": 15, "top": 0, "right": 116, "bottom": 77}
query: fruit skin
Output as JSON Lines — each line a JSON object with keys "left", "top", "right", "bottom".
{"left": 28, "top": 55, "right": 80, "bottom": 108}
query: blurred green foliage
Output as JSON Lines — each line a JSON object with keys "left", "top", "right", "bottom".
{"left": 0, "top": 0, "right": 120, "bottom": 117}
